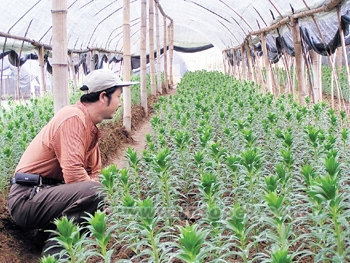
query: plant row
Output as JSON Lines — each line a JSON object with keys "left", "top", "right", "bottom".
{"left": 42, "top": 70, "right": 350, "bottom": 262}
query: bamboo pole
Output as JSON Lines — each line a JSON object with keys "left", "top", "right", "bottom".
{"left": 123, "top": 0, "right": 132, "bottom": 132}
{"left": 107, "top": 53, "right": 112, "bottom": 70}
{"left": 233, "top": 50, "right": 237, "bottom": 78}
{"left": 241, "top": 45, "right": 246, "bottom": 80}
{"left": 261, "top": 32, "right": 273, "bottom": 93}
{"left": 38, "top": 46, "right": 47, "bottom": 95}
{"left": 318, "top": 54, "right": 323, "bottom": 102}
{"left": 244, "top": 0, "right": 343, "bottom": 38}
{"left": 245, "top": 40, "right": 254, "bottom": 82}
{"left": 336, "top": 46, "right": 342, "bottom": 73}
{"left": 228, "top": 50, "right": 233, "bottom": 76}
{"left": 331, "top": 57, "right": 335, "bottom": 109}
{"left": 269, "top": 59, "right": 278, "bottom": 95}
{"left": 230, "top": 51, "right": 234, "bottom": 76}
{"left": 311, "top": 50, "right": 321, "bottom": 102}
{"left": 140, "top": 0, "right": 148, "bottom": 116}
{"left": 332, "top": 52, "right": 344, "bottom": 111}
{"left": 327, "top": 52, "right": 345, "bottom": 111}
{"left": 237, "top": 50, "right": 241, "bottom": 80}
{"left": 335, "top": 47, "right": 342, "bottom": 108}
{"left": 149, "top": 0, "right": 156, "bottom": 95}
{"left": 222, "top": 51, "right": 227, "bottom": 74}
{"left": 237, "top": 50, "right": 242, "bottom": 80}
{"left": 337, "top": 8, "right": 350, "bottom": 105}
{"left": 0, "top": 31, "right": 125, "bottom": 57}
{"left": 163, "top": 15, "right": 168, "bottom": 92}
{"left": 168, "top": 22, "right": 174, "bottom": 87}
{"left": 14, "top": 19, "right": 35, "bottom": 100}
{"left": 0, "top": 37, "right": 7, "bottom": 103}
{"left": 280, "top": 51, "right": 293, "bottom": 95}
{"left": 335, "top": 47, "right": 343, "bottom": 107}
{"left": 248, "top": 37, "right": 258, "bottom": 84}
{"left": 254, "top": 52, "right": 265, "bottom": 89}
{"left": 290, "top": 17, "right": 306, "bottom": 105}
{"left": 168, "top": 22, "right": 174, "bottom": 89}
{"left": 301, "top": 46, "right": 314, "bottom": 101}
{"left": 52, "top": 0, "right": 69, "bottom": 113}
{"left": 68, "top": 52, "right": 77, "bottom": 90}
{"left": 90, "top": 50, "right": 95, "bottom": 72}
{"left": 155, "top": 2, "right": 162, "bottom": 94}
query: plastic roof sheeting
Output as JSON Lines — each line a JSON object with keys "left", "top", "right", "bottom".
{"left": 0, "top": 0, "right": 350, "bottom": 56}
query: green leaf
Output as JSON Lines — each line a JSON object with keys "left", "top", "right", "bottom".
{"left": 176, "top": 222, "right": 208, "bottom": 262}
{"left": 264, "top": 191, "right": 284, "bottom": 211}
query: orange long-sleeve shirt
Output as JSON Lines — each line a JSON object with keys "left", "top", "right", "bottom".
{"left": 15, "top": 101, "right": 101, "bottom": 183}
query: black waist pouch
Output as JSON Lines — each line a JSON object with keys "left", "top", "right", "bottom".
{"left": 15, "top": 173, "right": 40, "bottom": 186}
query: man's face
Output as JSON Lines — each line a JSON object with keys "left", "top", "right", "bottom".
{"left": 102, "top": 87, "right": 123, "bottom": 119}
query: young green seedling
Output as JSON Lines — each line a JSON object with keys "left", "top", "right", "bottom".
{"left": 44, "top": 216, "right": 85, "bottom": 263}
{"left": 99, "top": 164, "right": 119, "bottom": 205}
{"left": 222, "top": 203, "right": 254, "bottom": 263}
{"left": 240, "top": 147, "right": 262, "bottom": 192}
{"left": 125, "top": 147, "right": 141, "bottom": 198}
{"left": 83, "top": 210, "right": 115, "bottom": 262}
{"left": 173, "top": 222, "right": 209, "bottom": 263}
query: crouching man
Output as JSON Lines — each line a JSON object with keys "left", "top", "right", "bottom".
{"left": 7, "top": 68, "right": 137, "bottom": 257}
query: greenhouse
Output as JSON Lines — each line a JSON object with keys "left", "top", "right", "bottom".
{"left": 1, "top": 0, "right": 350, "bottom": 262}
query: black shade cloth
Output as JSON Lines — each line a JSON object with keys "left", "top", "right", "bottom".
{"left": 300, "top": 15, "right": 350, "bottom": 56}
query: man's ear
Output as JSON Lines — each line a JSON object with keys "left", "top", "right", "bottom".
{"left": 99, "top": 91, "right": 107, "bottom": 103}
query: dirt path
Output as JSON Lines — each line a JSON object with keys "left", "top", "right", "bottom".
{"left": 112, "top": 88, "right": 177, "bottom": 169}
{"left": 112, "top": 117, "right": 153, "bottom": 168}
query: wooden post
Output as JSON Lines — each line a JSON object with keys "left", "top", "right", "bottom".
{"left": 290, "top": 17, "right": 306, "bottom": 105}
{"left": 123, "top": 0, "right": 132, "bottom": 132}
{"left": 155, "top": 2, "right": 162, "bottom": 94}
{"left": 261, "top": 32, "right": 273, "bottom": 93}
{"left": 38, "top": 46, "right": 47, "bottom": 95}
{"left": 149, "top": 0, "right": 156, "bottom": 95}
{"left": 52, "top": 0, "right": 69, "bottom": 113}
{"left": 140, "top": 0, "right": 148, "bottom": 116}
{"left": 163, "top": 16, "right": 168, "bottom": 92}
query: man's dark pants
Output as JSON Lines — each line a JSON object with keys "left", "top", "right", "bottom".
{"left": 7, "top": 181, "right": 104, "bottom": 256}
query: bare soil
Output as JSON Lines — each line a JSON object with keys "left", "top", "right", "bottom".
{"left": 0, "top": 88, "right": 176, "bottom": 263}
